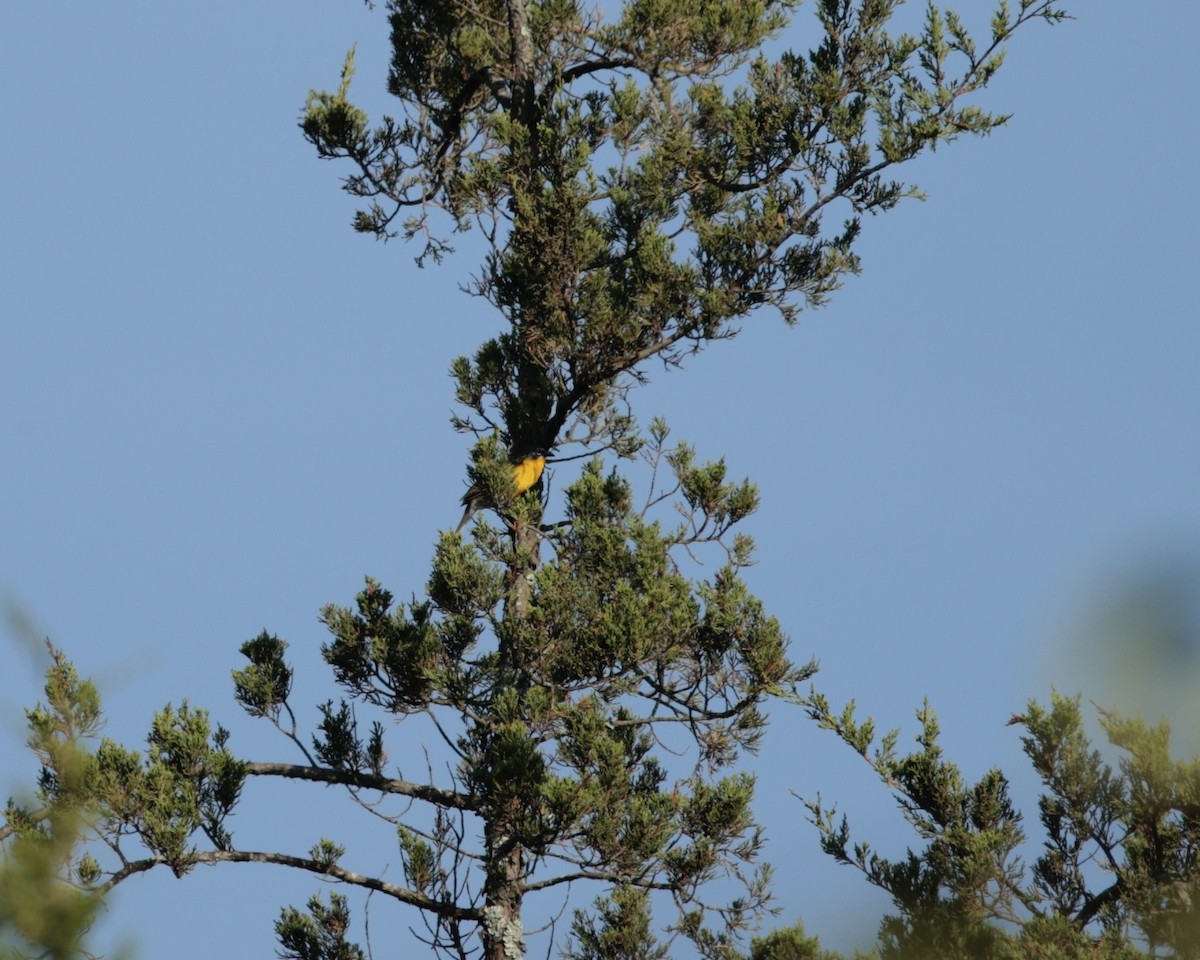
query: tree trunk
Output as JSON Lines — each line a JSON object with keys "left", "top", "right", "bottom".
{"left": 482, "top": 813, "right": 526, "bottom": 960}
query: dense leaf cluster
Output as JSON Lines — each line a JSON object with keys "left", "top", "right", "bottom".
{"left": 804, "top": 691, "right": 1200, "bottom": 958}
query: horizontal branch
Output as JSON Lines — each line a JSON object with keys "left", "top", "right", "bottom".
{"left": 100, "top": 848, "right": 481, "bottom": 922}
{"left": 244, "top": 761, "right": 476, "bottom": 811}
{"left": 560, "top": 56, "right": 639, "bottom": 84}
{"left": 523, "top": 868, "right": 672, "bottom": 894}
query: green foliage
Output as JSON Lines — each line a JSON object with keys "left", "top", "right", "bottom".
{"left": 301, "top": 46, "right": 369, "bottom": 162}
{"left": 94, "top": 701, "right": 245, "bottom": 869}
{"left": 276, "top": 891, "right": 366, "bottom": 960}
{"left": 312, "top": 700, "right": 387, "bottom": 778}
{"left": 748, "top": 920, "right": 850, "bottom": 960}
{"left": 0, "top": 804, "right": 98, "bottom": 960}
{"left": 285, "top": 437, "right": 809, "bottom": 955}
{"left": 396, "top": 824, "right": 436, "bottom": 893}
{"left": 305, "top": 0, "right": 1073, "bottom": 465}
{"left": 804, "top": 690, "right": 1200, "bottom": 959}
{"left": 320, "top": 578, "right": 449, "bottom": 709}
{"left": 565, "top": 885, "right": 669, "bottom": 960}
{"left": 1, "top": 650, "right": 103, "bottom": 960}
{"left": 309, "top": 839, "right": 346, "bottom": 871}
{"left": 232, "top": 630, "right": 293, "bottom": 719}
{"left": 22, "top": 650, "right": 102, "bottom": 810}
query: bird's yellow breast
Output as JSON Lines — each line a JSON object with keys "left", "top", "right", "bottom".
{"left": 511, "top": 455, "right": 546, "bottom": 495}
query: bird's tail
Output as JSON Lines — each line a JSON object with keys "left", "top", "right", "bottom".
{"left": 455, "top": 488, "right": 482, "bottom": 533}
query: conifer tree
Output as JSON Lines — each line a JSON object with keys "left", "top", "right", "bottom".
{"left": 804, "top": 692, "right": 1200, "bottom": 958}
{"left": 3, "top": 2, "right": 1075, "bottom": 959}
{"left": 1, "top": 650, "right": 103, "bottom": 960}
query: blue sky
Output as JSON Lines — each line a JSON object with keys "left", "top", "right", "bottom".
{"left": 3, "top": 1, "right": 1199, "bottom": 955}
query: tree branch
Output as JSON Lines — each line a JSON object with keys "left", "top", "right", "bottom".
{"left": 244, "top": 761, "right": 476, "bottom": 811}
{"left": 99, "top": 848, "right": 482, "bottom": 921}
{"left": 523, "top": 868, "right": 672, "bottom": 894}
{"left": 1075, "top": 877, "right": 1124, "bottom": 928}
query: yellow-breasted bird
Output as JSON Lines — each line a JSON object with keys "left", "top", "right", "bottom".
{"left": 455, "top": 450, "right": 547, "bottom": 533}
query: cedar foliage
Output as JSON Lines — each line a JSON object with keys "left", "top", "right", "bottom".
{"left": 803, "top": 692, "right": 1200, "bottom": 958}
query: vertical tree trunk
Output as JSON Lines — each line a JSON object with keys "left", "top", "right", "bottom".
{"left": 482, "top": 813, "right": 526, "bottom": 960}
{"left": 482, "top": 9, "right": 536, "bottom": 954}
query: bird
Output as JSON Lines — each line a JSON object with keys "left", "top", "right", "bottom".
{"left": 455, "top": 450, "right": 547, "bottom": 533}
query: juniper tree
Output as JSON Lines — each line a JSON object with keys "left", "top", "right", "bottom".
{"left": 3, "top": 2, "right": 1075, "bottom": 959}
{"left": 0, "top": 650, "right": 103, "bottom": 960}
{"left": 804, "top": 692, "right": 1200, "bottom": 959}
